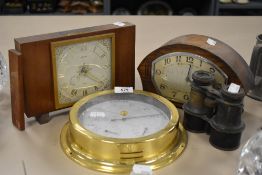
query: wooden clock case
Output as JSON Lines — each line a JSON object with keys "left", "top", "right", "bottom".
{"left": 9, "top": 22, "right": 135, "bottom": 130}
{"left": 138, "top": 34, "right": 254, "bottom": 107}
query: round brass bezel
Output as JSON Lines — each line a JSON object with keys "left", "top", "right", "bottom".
{"left": 60, "top": 90, "right": 187, "bottom": 173}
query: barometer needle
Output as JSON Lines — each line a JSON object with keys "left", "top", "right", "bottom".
{"left": 142, "top": 127, "right": 148, "bottom": 135}
{"left": 87, "top": 108, "right": 162, "bottom": 121}
{"left": 89, "top": 108, "right": 121, "bottom": 115}
{"left": 110, "top": 114, "right": 161, "bottom": 121}
{"left": 104, "top": 129, "right": 118, "bottom": 135}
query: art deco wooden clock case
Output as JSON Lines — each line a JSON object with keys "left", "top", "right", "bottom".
{"left": 9, "top": 22, "right": 135, "bottom": 130}
{"left": 138, "top": 34, "right": 254, "bottom": 107}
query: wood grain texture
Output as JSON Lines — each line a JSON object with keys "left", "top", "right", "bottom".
{"left": 138, "top": 34, "right": 254, "bottom": 107}
{"left": 165, "top": 34, "right": 254, "bottom": 91}
{"left": 9, "top": 49, "right": 25, "bottom": 130}
{"left": 9, "top": 22, "right": 135, "bottom": 130}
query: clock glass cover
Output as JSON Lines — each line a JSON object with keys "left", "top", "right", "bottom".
{"left": 60, "top": 90, "right": 186, "bottom": 173}
{"left": 51, "top": 33, "right": 115, "bottom": 108}
{"left": 79, "top": 93, "right": 171, "bottom": 139}
{"left": 152, "top": 52, "right": 228, "bottom": 103}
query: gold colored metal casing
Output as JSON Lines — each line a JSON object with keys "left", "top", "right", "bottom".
{"left": 60, "top": 90, "right": 187, "bottom": 174}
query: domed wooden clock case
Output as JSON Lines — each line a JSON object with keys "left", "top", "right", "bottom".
{"left": 138, "top": 34, "right": 254, "bottom": 107}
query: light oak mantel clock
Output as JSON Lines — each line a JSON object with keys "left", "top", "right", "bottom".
{"left": 9, "top": 22, "right": 135, "bottom": 130}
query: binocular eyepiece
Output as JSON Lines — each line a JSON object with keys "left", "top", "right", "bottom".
{"left": 183, "top": 70, "right": 245, "bottom": 151}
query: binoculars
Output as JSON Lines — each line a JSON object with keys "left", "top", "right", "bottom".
{"left": 183, "top": 70, "right": 245, "bottom": 151}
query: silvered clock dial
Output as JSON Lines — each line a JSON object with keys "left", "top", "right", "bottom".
{"left": 152, "top": 52, "right": 227, "bottom": 104}
{"left": 79, "top": 96, "right": 170, "bottom": 139}
{"left": 51, "top": 33, "right": 115, "bottom": 108}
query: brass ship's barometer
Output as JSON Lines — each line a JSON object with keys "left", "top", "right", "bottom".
{"left": 60, "top": 90, "right": 187, "bottom": 173}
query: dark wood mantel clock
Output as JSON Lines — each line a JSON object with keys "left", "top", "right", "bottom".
{"left": 138, "top": 34, "right": 254, "bottom": 107}
{"left": 9, "top": 22, "right": 135, "bottom": 130}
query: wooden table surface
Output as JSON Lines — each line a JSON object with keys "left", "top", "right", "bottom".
{"left": 0, "top": 16, "right": 262, "bottom": 175}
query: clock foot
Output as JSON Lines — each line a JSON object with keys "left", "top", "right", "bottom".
{"left": 9, "top": 49, "right": 25, "bottom": 131}
{"left": 35, "top": 113, "right": 51, "bottom": 125}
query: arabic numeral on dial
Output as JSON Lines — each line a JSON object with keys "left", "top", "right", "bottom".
{"left": 71, "top": 89, "right": 78, "bottom": 96}
{"left": 103, "top": 65, "right": 110, "bottom": 69}
{"left": 186, "top": 56, "right": 194, "bottom": 64}
{"left": 183, "top": 94, "right": 189, "bottom": 100}
{"left": 160, "top": 84, "right": 167, "bottom": 90}
{"left": 164, "top": 58, "right": 171, "bottom": 65}
{"left": 155, "top": 69, "right": 161, "bottom": 75}
{"left": 104, "top": 82, "right": 111, "bottom": 89}
{"left": 59, "top": 91, "right": 71, "bottom": 103}
{"left": 100, "top": 39, "right": 110, "bottom": 50}
{"left": 210, "top": 67, "right": 215, "bottom": 73}
{"left": 56, "top": 48, "right": 63, "bottom": 57}
{"left": 83, "top": 89, "right": 88, "bottom": 96}
{"left": 176, "top": 56, "right": 181, "bottom": 62}
{"left": 100, "top": 53, "right": 106, "bottom": 58}
{"left": 94, "top": 86, "right": 99, "bottom": 91}
{"left": 58, "top": 91, "right": 62, "bottom": 98}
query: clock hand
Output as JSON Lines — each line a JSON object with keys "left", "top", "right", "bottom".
{"left": 88, "top": 108, "right": 163, "bottom": 121}
{"left": 104, "top": 129, "right": 118, "bottom": 135}
{"left": 79, "top": 65, "right": 105, "bottom": 86}
{"left": 186, "top": 64, "right": 192, "bottom": 82}
{"left": 110, "top": 114, "right": 161, "bottom": 121}
{"left": 142, "top": 127, "right": 148, "bottom": 136}
{"left": 85, "top": 71, "right": 104, "bottom": 85}
{"left": 89, "top": 108, "right": 122, "bottom": 116}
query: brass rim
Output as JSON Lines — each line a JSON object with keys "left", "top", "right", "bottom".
{"left": 60, "top": 90, "right": 187, "bottom": 173}
{"left": 60, "top": 122, "right": 187, "bottom": 174}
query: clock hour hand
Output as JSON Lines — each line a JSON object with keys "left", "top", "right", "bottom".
{"left": 79, "top": 64, "right": 105, "bottom": 86}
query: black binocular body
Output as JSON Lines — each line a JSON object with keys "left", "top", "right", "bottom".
{"left": 183, "top": 71, "right": 245, "bottom": 151}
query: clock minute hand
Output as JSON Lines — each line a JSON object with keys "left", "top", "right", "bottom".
{"left": 186, "top": 64, "right": 192, "bottom": 82}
